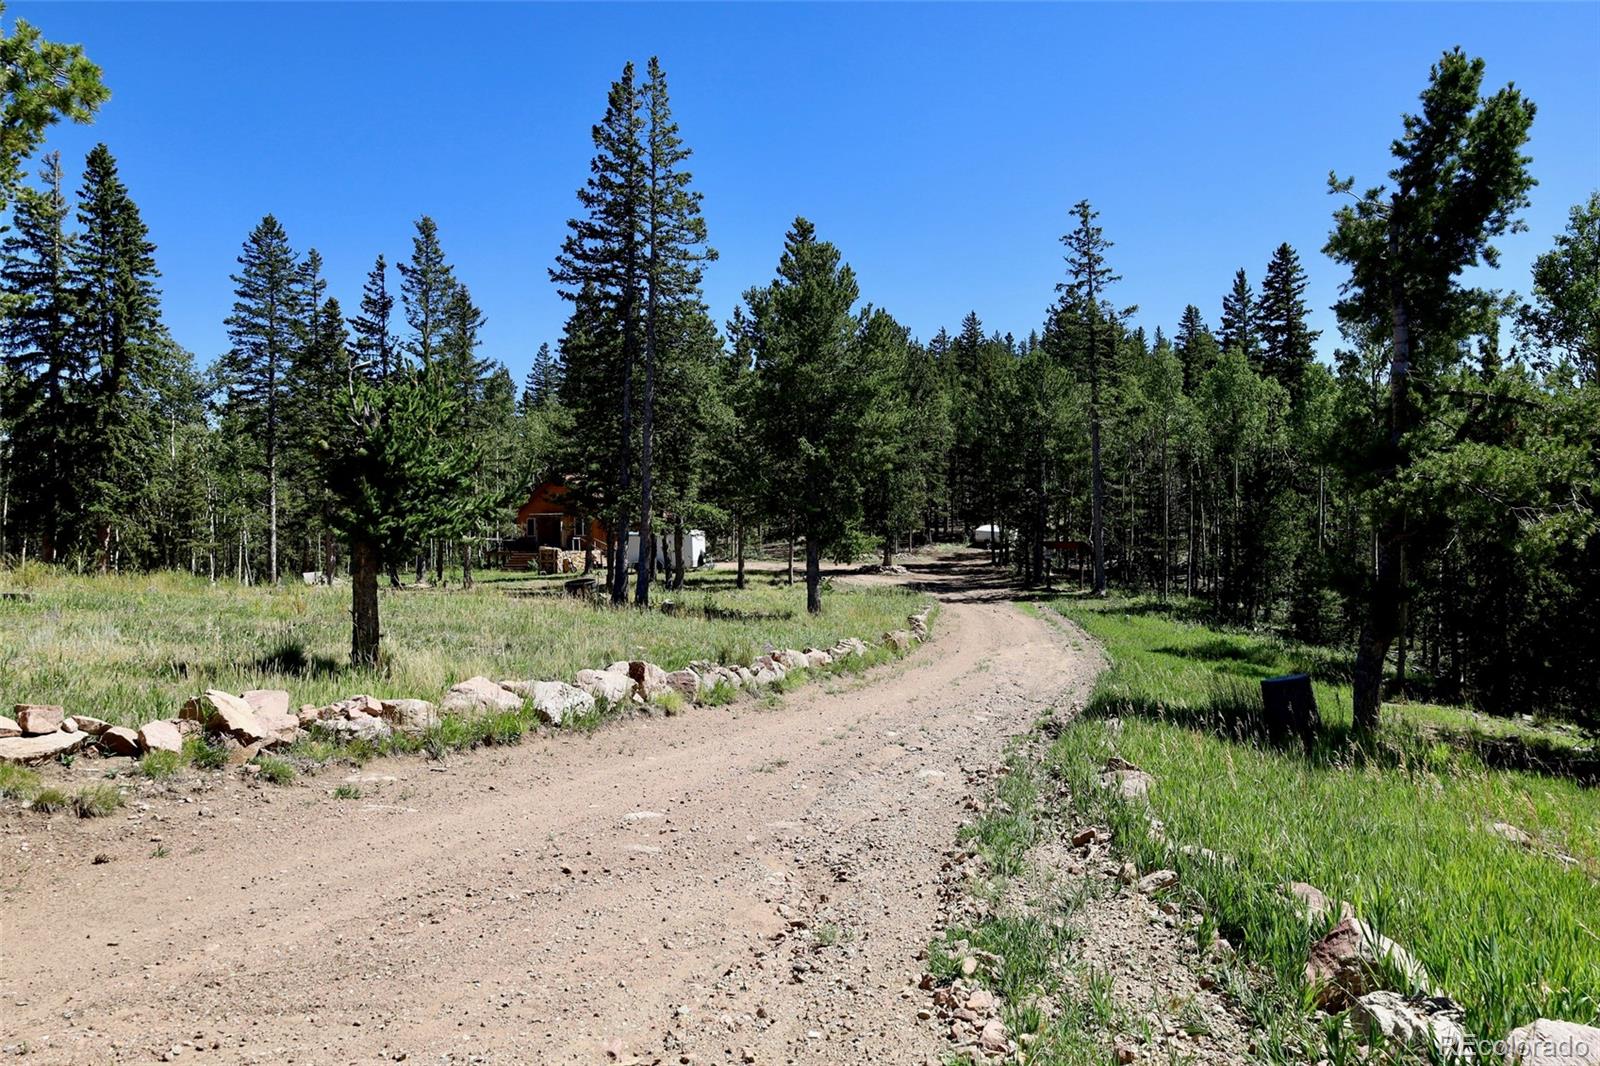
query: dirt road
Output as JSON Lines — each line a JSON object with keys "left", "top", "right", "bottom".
{"left": 1, "top": 554, "right": 1100, "bottom": 1065}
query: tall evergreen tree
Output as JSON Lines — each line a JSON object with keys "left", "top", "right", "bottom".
{"left": 520, "top": 341, "right": 562, "bottom": 411}
{"left": 744, "top": 217, "right": 867, "bottom": 614}
{"left": 0, "top": 151, "right": 80, "bottom": 559}
{"left": 1218, "top": 267, "right": 1260, "bottom": 362}
{"left": 397, "top": 215, "right": 455, "bottom": 367}
{"left": 1053, "top": 199, "right": 1131, "bottom": 595}
{"left": 1258, "top": 243, "right": 1320, "bottom": 398}
{"left": 349, "top": 255, "right": 397, "bottom": 381}
{"left": 74, "top": 143, "right": 167, "bottom": 567}
{"left": 1174, "top": 304, "right": 1218, "bottom": 394}
{"left": 1326, "top": 48, "right": 1536, "bottom": 731}
{"left": 551, "top": 62, "right": 646, "bottom": 604}
{"left": 634, "top": 56, "right": 715, "bottom": 605}
{"left": 220, "top": 214, "right": 300, "bottom": 585}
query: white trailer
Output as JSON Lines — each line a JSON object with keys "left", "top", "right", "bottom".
{"left": 626, "top": 530, "right": 708, "bottom": 569}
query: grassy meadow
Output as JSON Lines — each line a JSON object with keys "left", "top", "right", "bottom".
{"left": 1037, "top": 595, "right": 1600, "bottom": 1044}
{"left": 0, "top": 563, "right": 926, "bottom": 729}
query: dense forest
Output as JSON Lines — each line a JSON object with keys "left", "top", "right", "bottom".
{"left": 1, "top": 15, "right": 1595, "bottom": 724}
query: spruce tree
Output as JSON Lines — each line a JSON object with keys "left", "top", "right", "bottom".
{"left": 1218, "top": 268, "right": 1260, "bottom": 362}
{"left": 287, "top": 250, "right": 350, "bottom": 580}
{"left": 0, "top": 151, "right": 80, "bottom": 559}
{"left": 349, "top": 255, "right": 397, "bottom": 381}
{"left": 743, "top": 217, "right": 866, "bottom": 614}
{"left": 521, "top": 341, "right": 562, "bottom": 411}
{"left": 1258, "top": 243, "right": 1320, "bottom": 399}
{"left": 220, "top": 214, "right": 300, "bottom": 585}
{"left": 397, "top": 215, "right": 455, "bottom": 367}
{"left": 551, "top": 62, "right": 646, "bottom": 604}
{"left": 74, "top": 142, "right": 166, "bottom": 567}
{"left": 634, "top": 56, "right": 715, "bottom": 605}
{"left": 1052, "top": 199, "right": 1132, "bottom": 596}
{"left": 1174, "top": 304, "right": 1218, "bottom": 394}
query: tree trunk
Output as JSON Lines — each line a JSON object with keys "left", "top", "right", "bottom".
{"left": 735, "top": 516, "right": 746, "bottom": 590}
{"left": 267, "top": 439, "right": 278, "bottom": 585}
{"left": 672, "top": 519, "right": 685, "bottom": 590}
{"left": 1352, "top": 226, "right": 1413, "bottom": 734}
{"left": 351, "top": 537, "right": 381, "bottom": 667}
{"left": 805, "top": 537, "right": 821, "bottom": 615}
{"left": 1089, "top": 411, "right": 1106, "bottom": 595}
{"left": 462, "top": 539, "right": 474, "bottom": 590}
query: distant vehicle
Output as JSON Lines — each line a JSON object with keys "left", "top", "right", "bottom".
{"left": 972, "top": 524, "right": 1000, "bottom": 547}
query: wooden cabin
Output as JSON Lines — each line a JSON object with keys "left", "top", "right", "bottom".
{"left": 496, "top": 477, "right": 609, "bottom": 571}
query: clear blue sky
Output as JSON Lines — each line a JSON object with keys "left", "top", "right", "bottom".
{"left": 16, "top": 2, "right": 1600, "bottom": 381}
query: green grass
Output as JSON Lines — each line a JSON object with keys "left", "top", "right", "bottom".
{"left": 29, "top": 785, "right": 70, "bottom": 813}
{"left": 255, "top": 754, "right": 296, "bottom": 784}
{"left": 0, "top": 762, "right": 41, "bottom": 799}
{"left": 1040, "top": 593, "right": 1600, "bottom": 1043}
{"left": 0, "top": 565, "right": 925, "bottom": 728}
{"left": 24, "top": 782, "right": 121, "bottom": 817}
{"left": 332, "top": 783, "right": 361, "bottom": 800}
{"left": 71, "top": 783, "right": 123, "bottom": 817}
{"left": 137, "top": 749, "right": 184, "bottom": 779}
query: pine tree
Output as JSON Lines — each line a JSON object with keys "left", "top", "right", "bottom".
{"left": 397, "top": 216, "right": 455, "bottom": 367}
{"left": 634, "top": 56, "right": 715, "bottom": 605}
{"left": 321, "top": 364, "right": 473, "bottom": 666}
{"left": 520, "top": 341, "right": 562, "bottom": 411}
{"left": 0, "top": 10, "right": 107, "bottom": 215}
{"left": 1174, "top": 304, "right": 1218, "bottom": 394}
{"left": 1258, "top": 243, "right": 1320, "bottom": 399}
{"left": 220, "top": 214, "right": 300, "bottom": 585}
{"left": 0, "top": 151, "right": 80, "bottom": 559}
{"left": 73, "top": 142, "right": 167, "bottom": 568}
{"left": 349, "top": 255, "right": 397, "bottom": 381}
{"left": 1052, "top": 199, "right": 1132, "bottom": 596}
{"left": 551, "top": 62, "right": 646, "bottom": 604}
{"left": 1326, "top": 48, "right": 1536, "bottom": 730}
{"left": 744, "top": 217, "right": 867, "bottom": 613}
{"left": 1218, "top": 268, "right": 1260, "bottom": 362}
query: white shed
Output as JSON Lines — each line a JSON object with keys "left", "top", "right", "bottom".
{"left": 972, "top": 524, "right": 1001, "bottom": 546}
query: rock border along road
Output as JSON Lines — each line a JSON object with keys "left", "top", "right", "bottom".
{"left": 1, "top": 552, "right": 1101, "bottom": 1065}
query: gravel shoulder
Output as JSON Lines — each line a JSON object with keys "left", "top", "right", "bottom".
{"left": 1, "top": 553, "right": 1101, "bottom": 1065}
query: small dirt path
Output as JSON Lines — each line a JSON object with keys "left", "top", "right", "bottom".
{"left": 1, "top": 552, "right": 1101, "bottom": 1065}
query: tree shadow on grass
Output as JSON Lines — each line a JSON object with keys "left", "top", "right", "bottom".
{"left": 251, "top": 638, "right": 342, "bottom": 679}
